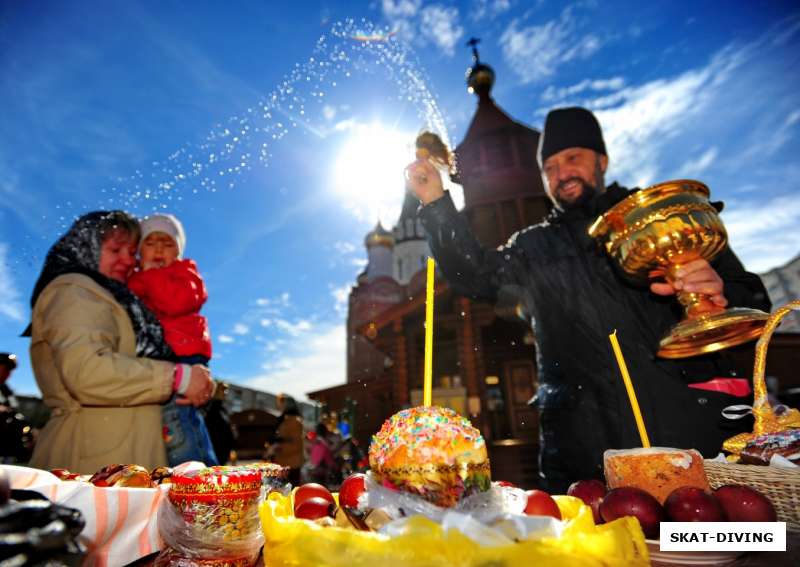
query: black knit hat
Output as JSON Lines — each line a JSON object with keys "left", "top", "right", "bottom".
{"left": 537, "top": 107, "right": 607, "bottom": 166}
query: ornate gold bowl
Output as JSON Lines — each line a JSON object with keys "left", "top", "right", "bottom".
{"left": 588, "top": 179, "right": 769, "bottom": 358}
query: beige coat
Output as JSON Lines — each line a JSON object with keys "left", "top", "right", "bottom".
{"left": 29, "top": 274, "right": 175, "bottom": 474}
{"left": 272, "top": 415, "right": 304, "bottom": 469}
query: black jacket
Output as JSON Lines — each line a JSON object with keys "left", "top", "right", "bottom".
{"left": 419, "top": 185, "right": 771, "bottom": 492}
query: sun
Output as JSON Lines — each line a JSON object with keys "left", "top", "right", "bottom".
{"left": 334, "top": 123, "right": 416, "bottom": 223}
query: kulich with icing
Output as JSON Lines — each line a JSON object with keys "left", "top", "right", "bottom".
{"left": 604, "top": 447, "right": 710, "bottom": 504}
{"left": 369, "top": 405, "right": 491, "bottom": 507}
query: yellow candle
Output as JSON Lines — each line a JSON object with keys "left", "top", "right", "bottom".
{"left": 423, "top": 257, "right": 435, "bottom": 406}
{"left": 609, "top": 330, "right": 651, "bottom": 448}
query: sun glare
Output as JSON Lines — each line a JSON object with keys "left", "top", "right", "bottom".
{"left": 334, "top": 123, "right": 416, "bottom": 223}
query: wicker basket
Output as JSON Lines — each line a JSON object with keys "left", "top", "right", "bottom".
{"left": 704, "top": 460, "right": 800, "bottom": 531}
{"left": 704, "top": 300, "right": 800, "bottom": 532}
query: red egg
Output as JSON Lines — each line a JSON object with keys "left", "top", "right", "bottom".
{"left": 600, "top": 487, "right": 665, "bottom": 539}
{"left": 567, "top": 479, "right": 606, "bottom": 523}
{"left": 338, "top": 473, "right": 367, "bottom": 510}
{"left": 664, "top": 486, "right": 726, "bottom": 522}
{"left": 714, "top": 484, "right": 777, "bottom": 522}
{"left": 523, "top": 489, "right": 562, "bottom": 519}
{"left": 294, "top": 483, "right": 335, "bottom": 513}
{"left": 294, "top": 496, "right": 335, "bottom": 520}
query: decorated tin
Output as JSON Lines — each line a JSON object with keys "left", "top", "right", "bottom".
{"left": 157, "top": 466, "right": 265, "bottom": 566}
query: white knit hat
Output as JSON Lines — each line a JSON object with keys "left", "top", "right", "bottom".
{"left": 139, "top": 214, "right": 186, "bottom": 258}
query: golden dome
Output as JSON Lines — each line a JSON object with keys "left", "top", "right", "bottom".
{"left": 365, "top": 221, "right": 394, "bottom": 248}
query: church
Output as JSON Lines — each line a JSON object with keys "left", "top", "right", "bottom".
{"left": 309, "top": 49, "right": 552, "bottom": 487}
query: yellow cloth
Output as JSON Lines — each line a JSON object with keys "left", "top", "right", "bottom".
{"left": 259, "top": 493, "right": 649, "bottom": 567}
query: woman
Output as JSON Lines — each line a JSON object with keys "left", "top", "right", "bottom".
{"left": 268, "top": 394, "right": 304, "bottom": 485}
{"left": 302, "top": 422, "right": 338, "bottom": 487}
{"left": 26, "top": 211, "right": 213, "bottom": 473}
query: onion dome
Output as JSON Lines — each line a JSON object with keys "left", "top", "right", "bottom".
{"left": 364, "top": 221, "right": 394, "bottom": 249}
{"left": 465, "top": 37, "right": 495, "bottom": 100}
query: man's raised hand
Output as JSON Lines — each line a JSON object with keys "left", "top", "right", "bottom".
{"left": 404, "top": 158, "right": 445, "bottom": 205}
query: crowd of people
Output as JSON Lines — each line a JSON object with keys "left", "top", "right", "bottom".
{"left": 3, "top": 105, "right": 773, "bottom": 493}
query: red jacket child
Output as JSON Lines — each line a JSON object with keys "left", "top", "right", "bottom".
{"left": 128, "top": 259, "right": 212, "bottom": 358}
{"left": 128, "top": 215, "right": 212, "bottom": 359}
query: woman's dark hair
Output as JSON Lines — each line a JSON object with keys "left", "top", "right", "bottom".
{"left": 97, "top": 210, "right": 141, "bottom": 243}
{"left": 315, "top": 422, "right": 329, "bottom": 437}
{"left": 24, "top": 211, "right": 174, "bottom": 361}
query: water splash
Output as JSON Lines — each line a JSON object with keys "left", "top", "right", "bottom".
{"left": 90, "top": 18, "right": 451, "bottom": 221}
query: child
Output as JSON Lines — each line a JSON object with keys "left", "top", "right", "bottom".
{"left": 128, "top": 214, "right": 219, "bottom": 466}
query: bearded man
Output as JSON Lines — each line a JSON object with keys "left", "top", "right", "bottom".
{"left": 405, "top": 107, "right": 771, "bottom": 492}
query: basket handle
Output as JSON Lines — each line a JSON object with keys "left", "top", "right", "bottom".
{"left": 752, "top": 299, "right": 800, "bottom": 435}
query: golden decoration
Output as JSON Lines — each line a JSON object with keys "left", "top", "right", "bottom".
{"left": 589, "top": 179, "right": 770, "bottom": 358}
{"left": 723, "top": 300, "right": 800, "bottom": 455}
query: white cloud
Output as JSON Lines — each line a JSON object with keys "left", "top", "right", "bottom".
{"left": 260, "top": 318, "right": 272, "bottom": 327}
{"left": 722, "top": 194, "right": 800, "bottom": 273}
{"left": 254, "top": 292, "right": 291, "bottom": 309}
{"left": 333, "top": 241, "right": 356, "bottom": 255}
{"left": 0, "top": 244, "right": 24, "bottom": 322}
{"left": 330, "top": 284, "right": 351, "bottom": 316}
{"left": 593, "top": 54, "right": 740, "bottom": 187}
{"left": 334, "top": 119, "right": 356, "bottom": 132}
{"left": 500, "top": 6, "right": 602, "bottom": 83}
{"left": 218, "top": 334, "right": 235, "bottom": 344}
{"left": 274, "top": 318, "right": 313, "bottom": 337}
{"left": 233, "top": 323, "right": 250, "bottom": 335}
{"left": 382, "top": 1, "right": 463, "bottom": 58}
{"left": 541, "top": 77, "right": 626, "bottom": 102}
{"left": 322, "top": 105, "right": 336, "bottom": 121}
{"left": 244, "top": 324, "right": 346, "bottom": 401}
{"left": 471, "top": 0, "right": 511, "bottom": 21}
{"left": 419, "top": 5, "right": 464, "bottom": 56}
{"left": 677, "top": 147, "right": 718, "bottom": 178}
{"left": 382, "top": 0, "right": 421, "bottom": 19}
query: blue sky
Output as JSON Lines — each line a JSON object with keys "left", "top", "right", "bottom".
{"left": 1, "top": 1, "right": 798, "bottom": 401}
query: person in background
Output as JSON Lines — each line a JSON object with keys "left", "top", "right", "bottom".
{"left": 267, "top": 394, "right": 304, "bottom": 485}
{"left": 0, "top": 353, "right": 19, "bottom": 413}
{"left": 302, "top": 422, "right": 337, "bottom": 487}
{"left": 128, "top": 213, "right": 218, "bottom": 466}
{"left": 405, "top": 110, "right": 771, "bottom": 492}
{"left": 0, "top": 352, "right": 33, "bottom": 463}
{"left": 203, "top": 382, "right": 236, "bottom": 465}
{"left": 26, "top": 211, "right": 213, "bottom": 473}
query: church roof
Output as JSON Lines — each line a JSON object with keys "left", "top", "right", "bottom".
{"left": 451, "top": 61, "right": 546, "bottom": 207}
{"left": 364, "top": 221, "right": 394, "bottom": 248}
{"left": 393, "top": 192, "right": 426, "bottom": 243}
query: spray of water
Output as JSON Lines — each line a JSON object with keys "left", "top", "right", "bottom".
{"left": 91, "top": 19, "right": 451, "bottom": 220}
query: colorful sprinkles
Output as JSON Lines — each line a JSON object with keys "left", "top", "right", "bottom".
{"left": 369, "top": 405, "right": 487, "bottom": 467}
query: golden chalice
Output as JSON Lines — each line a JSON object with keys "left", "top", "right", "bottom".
{"left": 588, "top": 179, "right": 769, "bottom": 358}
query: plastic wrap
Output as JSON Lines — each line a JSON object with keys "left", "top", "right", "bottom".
{"left": 155, "top": 466, "right": 265, "bottom": 567}
{"left": 363, "top": 472, "right": 528, "bottom": 524}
